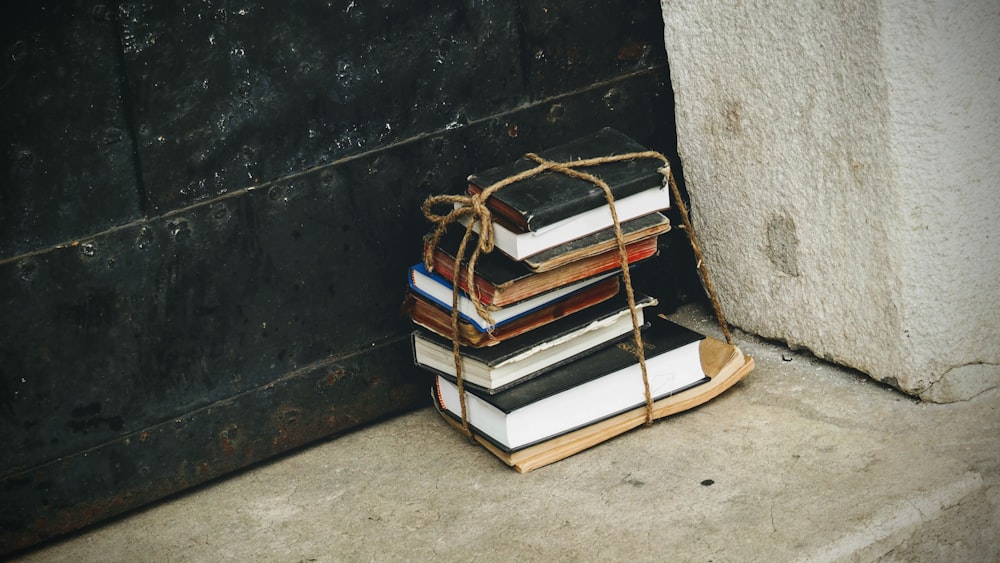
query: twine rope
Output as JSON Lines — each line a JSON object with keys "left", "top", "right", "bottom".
{"left": 421, "top": 149, "right": 731, "bottom": 438}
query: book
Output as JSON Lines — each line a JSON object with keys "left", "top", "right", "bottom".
{"left": 436, "top": 322, "right": 755, "bottom": 472}
{"left": 461, "top": 192, "right": 670, "bottom": 261}
{"left": 427, "top": 213, "right": 668, "bottom": 308}
{"left": 408, "top": 262, "right": 618, "bottom": 331}
{"left": 521, "top": 212, "right": 671, "bottom": 272}
{"left": 413, "top": 292, "right": 657, "bottom": 394}
{"left": 433, "top": 314, "right": 711, "bottom": 453}
{"left": 468, "top": 127, "right": 669, "bottom": 233}
{"left": 404, "top": 275, "right": 621, "bottom": 347}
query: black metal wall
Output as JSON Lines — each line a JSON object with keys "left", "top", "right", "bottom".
{"left": 1, "top": 0, "right": 689, "bottom": 553}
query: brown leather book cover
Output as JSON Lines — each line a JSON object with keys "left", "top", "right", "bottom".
{"left": 428, "top": 224, "right": 661, "bottom": 308}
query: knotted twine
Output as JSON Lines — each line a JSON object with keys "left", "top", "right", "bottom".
{"left": 421, "top": 149, "right": 732, "bottom": 439}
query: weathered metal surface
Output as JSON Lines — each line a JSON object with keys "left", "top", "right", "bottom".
{"left": 0, "top": 2, "right": 142, "bottom": 260}
{"left": 1, "top": 341, "right": 425, "bottom": 554}
{"left": 0, "top": 0, "right": 686, "bottom": 555}
{"left": 117, "top": 0, "right": 523, "bottom": 212}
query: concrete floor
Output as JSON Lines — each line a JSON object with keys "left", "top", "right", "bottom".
{"left": 12, "top": 304, "right": 1000, "bottom": 562}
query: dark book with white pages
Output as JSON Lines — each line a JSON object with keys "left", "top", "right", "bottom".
{"left": 413, "top": 292, "right": 657, "bottom": 394}
{"left": 434, "top": 314, "right": 709, "bottom": 453}
{"left": 468, "top": 128, "right": 669, "bottom": 233}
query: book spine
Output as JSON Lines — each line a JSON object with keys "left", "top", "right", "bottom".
{"left": 468, "top": 184, "right": 530, "bottom": 232}
{"left": 429, "top": 248, "right": 498, "bottom": 306}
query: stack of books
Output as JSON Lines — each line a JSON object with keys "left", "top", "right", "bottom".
{"left": 404, "top": 128, "right": 753, "bottom": 472}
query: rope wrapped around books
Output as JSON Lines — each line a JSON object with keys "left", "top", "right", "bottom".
{"left": 421, "top": 150, "right": 732, "bottom": 438}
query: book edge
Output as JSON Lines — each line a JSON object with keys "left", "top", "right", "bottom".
{"left": 467, "top": 128, "right": 665, "bottom": 231}
{"left": 462, "top": 189, "right": 670, "bottom": 261}
{"left": 434, "top": 336, "right": 754, "bottom": 472}
{"left": 408, "top": 262, "right": 616, "bottom": 332}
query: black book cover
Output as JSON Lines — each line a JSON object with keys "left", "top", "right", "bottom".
{"left": 470, "top": 313, "right": 705, "bottom": 413}
{"left": 468, "top": 128, "right": 665, "bottom": 232}
{"left": 418, "top": 292, "right": 656, "bottom": 393}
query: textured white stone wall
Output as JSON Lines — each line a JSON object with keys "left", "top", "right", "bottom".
{"left": 661, "top": 0, "right": 1000, "bottom": 401}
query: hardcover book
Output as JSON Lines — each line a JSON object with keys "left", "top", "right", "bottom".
{"left": 404, "top": 275, "right": 621, "bottom": 347}
{"left": 433, "top": 314, "right": 710, "bottom": 453}
{"left": 461, "top": 194, "right": 669, "bottom": 261}
{"left": 427, "top": 214, "right": 666, "bottom": 308}
{"left": 468, "top": 127, "right": 669, "bottom": 233}
{"left": 407, "top": 262, "right": 617, "bottom": 331}
{"left": 413, "top": 292, "right": 657, "bottom": 394}
{"left": 521, "top": 212, "right": 671, "bottom": 272}
{"left": 436, "top": 329, "right": 754, "bottom": 473}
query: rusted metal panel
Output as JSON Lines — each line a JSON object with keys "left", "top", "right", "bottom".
{"left": 1, "top": 341, "right": 427, "bottom": 554}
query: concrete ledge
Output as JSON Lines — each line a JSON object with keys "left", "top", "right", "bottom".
{"left": 811, "top": 472, "right": 985, "bottom": 562}
{"left": 12, "top": 304, "right": 998, "bottom": 561}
